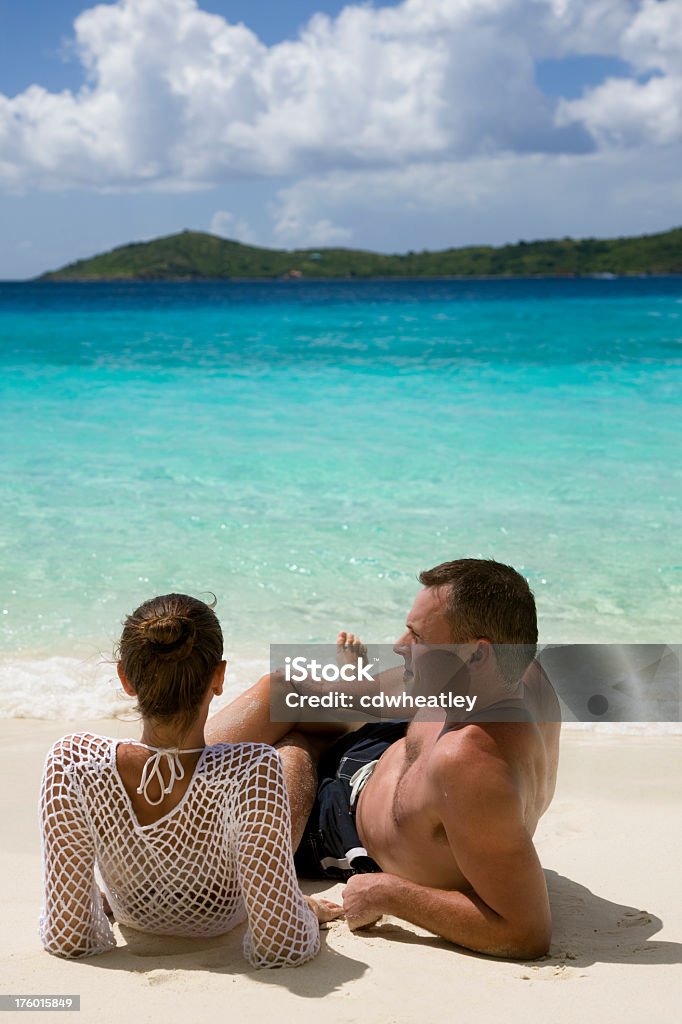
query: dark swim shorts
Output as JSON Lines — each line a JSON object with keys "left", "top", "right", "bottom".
{"left": 294, "top": 721, "right": 409, "bottom": 881}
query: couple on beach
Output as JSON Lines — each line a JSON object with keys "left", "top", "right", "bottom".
{"left": 39, "top": 558, "right": 560, "bottom": 968}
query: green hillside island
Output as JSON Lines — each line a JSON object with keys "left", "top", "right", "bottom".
{"left": 39, "top": 226, "right": 682, "bottom": 281}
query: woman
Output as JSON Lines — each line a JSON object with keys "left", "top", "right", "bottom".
{"left": 39, "top": 594, "right": 341, "bottom": 968}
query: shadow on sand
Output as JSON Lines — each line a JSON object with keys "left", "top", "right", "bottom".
{"left": 76, "top": 869, "right": 680, "bottom": 983}
{"left": 76, "top": 917, "right": 367, "bottom": 997}
{"left": 328, "top": 870, "right": 682, "bottom": 968}
{"left": 540, "top": 869, "right": 681, "bottom": 968}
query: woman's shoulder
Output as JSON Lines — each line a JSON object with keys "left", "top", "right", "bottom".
{"left": 44, "top": 731, "right": 115, "bottom": 770}
{"left": 203, "top": 741, "right": 281, "bottom": 778}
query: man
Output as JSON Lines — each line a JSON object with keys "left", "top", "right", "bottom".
{"left": 207, "top": 558, "right": 560, "bottom": 959}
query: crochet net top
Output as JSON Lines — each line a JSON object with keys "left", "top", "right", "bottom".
{"left": 39, "top": 733, "right": 319, "bottom": 968}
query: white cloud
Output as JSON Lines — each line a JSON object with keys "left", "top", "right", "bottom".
{"left": 209, "top": 209, "right": 257, "bottom": 243}
{"left": 0, "top": 0, "right": 681, "bottom": 248}
{"left": 2, "top": 0, "right": 680, "bottom": 193}
{"left": 273, "top": 213, "right": 352, "bottom": 247}
{"left": 272, "top": 145, "right": 682, "bottom": 250}
{"left": 558, "top": 75, "right": 682, "bottom": 148}
{"left": 557, "top": 1, "right": 682, "bottom": 148}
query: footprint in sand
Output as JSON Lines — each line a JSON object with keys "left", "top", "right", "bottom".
{"left": 145, "top": 969, "right": 173, "bottom": 986}
{"left": 519, "top": 963, "right": 580, "bottom": 982}
{"left": 617, "top": 910, "right": 652, "bottom": 928}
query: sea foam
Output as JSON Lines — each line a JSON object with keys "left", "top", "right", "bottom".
{"left": 0, "top": 655, "right": 268, "bottom": 721}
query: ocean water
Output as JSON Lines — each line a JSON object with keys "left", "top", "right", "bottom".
{"left": 1, "top": 278, "right": 681, "bottom": 720}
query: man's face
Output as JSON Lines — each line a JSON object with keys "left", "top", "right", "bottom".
{"left": 394, "top": 586, "right": 454, "bottom": 682}
{"left": 395, "top": 586, "right": 453, "bottom": 648}
{"left": 394, "top": 585, "right": 487, "bottom": 690}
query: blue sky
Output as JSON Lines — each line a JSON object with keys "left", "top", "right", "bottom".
{"left": 1, "top": 0, "right": 680, "bottom": 279}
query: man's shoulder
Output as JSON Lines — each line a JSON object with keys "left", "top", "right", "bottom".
{"left": 432, "top": 719, "right": 509, "bottom": 760}
{"left": 427, "top": 724, "right": 517, "bottom": 807}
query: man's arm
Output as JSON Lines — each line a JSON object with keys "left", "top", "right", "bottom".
{"left": 343, "top": 740, "right": 551, "bottom": 959}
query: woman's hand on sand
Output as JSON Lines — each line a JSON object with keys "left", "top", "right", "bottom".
{"left": 304, "top": 895, "right": 344, "bottom": 923}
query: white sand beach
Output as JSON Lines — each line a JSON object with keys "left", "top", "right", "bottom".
{"left": 1, "top": 720, "right": 679, "bottom": 1024}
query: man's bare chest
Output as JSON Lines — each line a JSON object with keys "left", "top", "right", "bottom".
{"left": 391, "top": 722, "right": 445, "bottom": 827}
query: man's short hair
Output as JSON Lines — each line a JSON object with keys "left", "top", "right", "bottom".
{"left": 418, "top": 558, "right": 538, "bottom": 686}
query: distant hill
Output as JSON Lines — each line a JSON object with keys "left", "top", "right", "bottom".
{"left": 39, "top": 226, "right": 682, "bottom": 281}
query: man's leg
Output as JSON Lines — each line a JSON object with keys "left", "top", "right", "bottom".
{"left": 206, "top": 632, "right": 368, "bottom": 747}
{"left": 205, "top": 674, "right": 347, "bottom": 850}
{"left": 205, "top": 672, "right": 358, "bottom": 747}
{"left": 205, "top": 673, "right": 289, "bottom": 747}
{"left": 274, "top": 731, "right": 319, "bottom": 849}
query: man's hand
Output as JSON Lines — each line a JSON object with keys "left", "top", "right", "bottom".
{"left": 342, "top": 874, "right": 387, "bottom": 930}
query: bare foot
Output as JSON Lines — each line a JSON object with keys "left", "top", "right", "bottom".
{"left": 336, "top": 631, "right": 368, "bottom": 670}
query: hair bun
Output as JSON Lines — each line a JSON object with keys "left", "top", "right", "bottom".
{"left": 142, "top": 614, "right": 197, "bottom": 661}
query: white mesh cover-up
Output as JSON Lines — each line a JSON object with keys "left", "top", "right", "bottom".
{"left": 39, "top": 733, "right": 319, "bottom": 968}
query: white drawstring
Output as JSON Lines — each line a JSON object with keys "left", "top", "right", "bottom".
{"left": 135, "top": 745, "right": 205, "bottom": 806}
{"left": 349, "top": 759, "right": 379, "bottom": 808}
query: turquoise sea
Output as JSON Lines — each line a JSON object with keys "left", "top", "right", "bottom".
{"left": 1, "top": 278, "right": 680, "bottom": 718}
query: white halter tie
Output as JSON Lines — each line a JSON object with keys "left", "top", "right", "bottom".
{"left": 135, "top": 744, "right": 205, "bottom": 806}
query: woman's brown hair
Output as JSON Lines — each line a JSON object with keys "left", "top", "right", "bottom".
{"left": 117, "top": 594, "right": 223, "bottom": 729}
